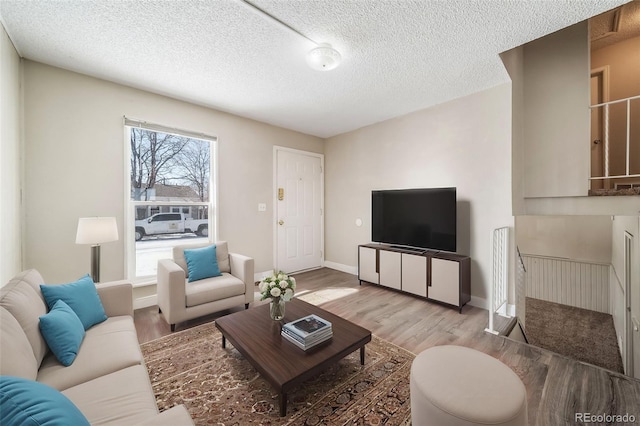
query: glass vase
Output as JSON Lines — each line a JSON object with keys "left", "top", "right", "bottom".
{"left": 270, "top": 297, "right": 286, "bottom": 321}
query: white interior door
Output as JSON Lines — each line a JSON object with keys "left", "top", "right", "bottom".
{"left": 624, "top": 231, "right": 634, "bottom": 377}
{"left": 275, "top": 148, "right": 323, "bottom": 273}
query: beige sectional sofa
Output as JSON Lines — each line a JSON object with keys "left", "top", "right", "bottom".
{"left": 0, "top": 269, "right": 193, "bottom": 425}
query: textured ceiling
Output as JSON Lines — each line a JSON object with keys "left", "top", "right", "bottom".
{"left": 0, "top": 0, "right": 630, "bottom": 138}
{"left": 590, "top": 0, "right": 640, "bottom": 50}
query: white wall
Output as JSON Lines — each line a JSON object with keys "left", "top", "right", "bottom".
{"left": 523, "top": 21, "right": 590, "bottom": 198}
{"left": 516, "top": 215, "right": 612, "bottom": 264}
{"left": 22, "top": 61, "right": 323, "bottom": 284}
{"left": 0, "top": 23, "right": 22, "bottom": 284}
{"left": 500, "top": 46, "right": 525, "bottom": 216}
{"left": 324, "top": 84, "right": 514, "bottom": 307}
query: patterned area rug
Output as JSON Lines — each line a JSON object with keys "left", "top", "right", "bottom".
{"left": 141, "top": 322, "right": 414, "bottom": 425}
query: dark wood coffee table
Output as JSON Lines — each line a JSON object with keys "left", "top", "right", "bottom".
{"left": 215, "top": 298, "right": 371, "bottom": 416}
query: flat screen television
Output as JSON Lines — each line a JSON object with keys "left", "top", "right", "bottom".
{"left": 372, "top": 187, "right": 456, "bottom": 252}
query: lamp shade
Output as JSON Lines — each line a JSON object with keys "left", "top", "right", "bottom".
{"left": 75, "top": 217, "right": 118, "bottom": 245}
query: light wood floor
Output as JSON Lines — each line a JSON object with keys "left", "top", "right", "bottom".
{"left": 134, "top": 268, "right": 640, "bottom": 425}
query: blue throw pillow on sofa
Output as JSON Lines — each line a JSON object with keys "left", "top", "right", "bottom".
{"left": 39, "top": 300, "right": 85, "bottom": 366}
{"left": 40, "top": 274, "right": 107, "bottom": 330}
{"left": 184, "top": 245, "right": 222, "bottom": 282}
{"left": 0, "top": 376, "right": 90, "bottom": 426}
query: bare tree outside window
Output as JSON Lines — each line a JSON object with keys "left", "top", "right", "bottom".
{"left": 174, "top": 139, "right": 210, "bottom": 202}
{"left": 130, "top": 129, "right": 210, "bottom": 203}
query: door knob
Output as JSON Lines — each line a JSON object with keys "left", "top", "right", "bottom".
{"left": 278, "top": 220, "right": 284, "bottom": 226}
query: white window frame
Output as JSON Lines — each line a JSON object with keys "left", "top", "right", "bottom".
{"left": 123, "top": 117, "right": 218, "bottom": 285}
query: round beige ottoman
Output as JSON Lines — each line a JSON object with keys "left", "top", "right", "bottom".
{"left": 410, "top": 345, "right": 527, "bottom": 426}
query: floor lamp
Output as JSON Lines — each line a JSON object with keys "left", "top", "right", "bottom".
{"left": 76, "top": 217, "right": 119, "bottom": 283}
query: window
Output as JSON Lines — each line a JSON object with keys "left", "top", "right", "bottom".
{"left": 125, "top": 118, "right": 216, "bottom": 282}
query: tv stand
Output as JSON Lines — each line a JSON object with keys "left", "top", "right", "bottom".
{"left": 358, "top": 244, "right": 470, "bottom": 313}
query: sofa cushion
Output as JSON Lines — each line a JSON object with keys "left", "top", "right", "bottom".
{"left": 7, "top": 269, "right": 47, "bottom": 298}
{"left": 0, "top": 270, "right": 49, "bottom": 367}
{"left": 40, "top": 274, "right": 107, "bottom": 330}
{"left": 62, "top": 365, "right": 159, "bottom": 426}
{"left": 0, "top": 376, "right": 90, "bottom": 426}
{"left": 184, "top": 244, "right": 222, "bottom": 282}
{"left": 39, "top": 300, "right": 85, "bottom": 367}
{"left": 214, "top": 241, "right": 231, "bottom": 273}
{"left": 37, "top": 316, "right": 142, "bottom": 390}
{"left": 185, "top": 272, "right": 245, "bottom": 307}
{"left": 174, "top": 241, "right": 230, "bottom": 277}
{"left": 0, "top": 306, "right": 38, "bottom": 380}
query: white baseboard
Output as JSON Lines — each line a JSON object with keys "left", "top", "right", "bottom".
{"left": 323, "top": 261, "right": 357, "bottom": 276}
{"left": 469, "top": 296, "right": 488, "bottom": 310}
{"left": 133, "top": 294, "right": 157, "bottom": 310}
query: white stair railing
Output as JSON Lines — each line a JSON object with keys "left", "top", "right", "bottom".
{"left": 485, "top": 227, "right": 509, "bottom": 335}
{"left": 589, "top": 94, "right": 640, "bottom": 185}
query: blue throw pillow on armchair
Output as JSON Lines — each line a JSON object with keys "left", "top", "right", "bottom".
{"left": 0, "top": 376, "right": 90, "bottom": 426}
{"left": 40, "top": 274, "right": 107, "bottom": 330}
{"left": 184, "top": 245, "right": 222, "bottom": 282}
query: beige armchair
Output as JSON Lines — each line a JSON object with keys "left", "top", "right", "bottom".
{"left": 157, "top": 241, "right": 254, "bottom": 331}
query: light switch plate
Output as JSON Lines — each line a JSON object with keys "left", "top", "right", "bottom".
{"left": 258, "top": 203, "right": 267, "bottom": 212}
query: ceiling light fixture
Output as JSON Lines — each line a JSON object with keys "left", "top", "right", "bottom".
{"left": 237, "top": 0, "right": 342, "bottom": 71}
{"left": 306, "top": 43, "right": 342, "bottom": 71}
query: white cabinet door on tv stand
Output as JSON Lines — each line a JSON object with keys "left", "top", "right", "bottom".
{"left": 429, "top": 258, "right": 460, "bottom": 306}
{"left": 379, "top": 250, "right": 401, "bottom": 290}
{"left": 402, "top": 253, "right": 427, "bottom": 297}
{"left": 358, "top": 246, "right": 379, "bottom": 284}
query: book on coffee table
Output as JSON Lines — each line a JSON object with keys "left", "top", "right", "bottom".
{"left": 282, "top": 314, "right": 333, "bottom": 351}
{"left": 281, "top": 329, "right": 332, "bottom": 351}
{"left": 283, "top": 314, "right": 332, "bottom": 339}
{"left": 282, "top": 327, "right": 332, "bottom": 345}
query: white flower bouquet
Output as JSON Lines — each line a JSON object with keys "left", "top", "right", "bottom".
{"left": 259, "top": 271, "right": 296, "bottom": 301}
